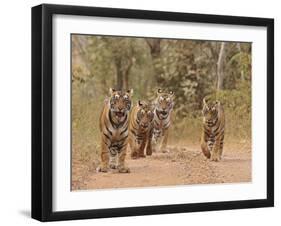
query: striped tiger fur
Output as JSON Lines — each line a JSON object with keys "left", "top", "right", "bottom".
{"left": 201, "top": 97, "right": 225, "bottom": 161}
{"left": 128, "top": 100, "right": 155, "bottom": 159}
{"left": 151, "top": 89, "right": 174, "bottom": 153}
{"left": 97, "top": 88, "right": 133, "bottom": 173}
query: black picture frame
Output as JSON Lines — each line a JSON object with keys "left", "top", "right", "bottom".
{"left": 32, "top": 3, "right": 274, "bottom": 222}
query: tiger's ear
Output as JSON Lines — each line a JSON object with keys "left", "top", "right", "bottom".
{"left": 126, "top": 89, "right": 133, "bottom": 97}
{"left": 138, "top": 100, "right": 143, "bottom": 106}
{"left": 215, "top": 100, "right": 220, "bottom": 107}
{"left": 109, "top": 88, "right": 116, "bottom": 95}
{"left": 157, "top": 88, "right": 162, "bottom": 95}
{"left": 169, "top": 91, "right": 174, "bottom": 98}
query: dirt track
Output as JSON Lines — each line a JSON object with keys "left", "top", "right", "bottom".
{"left": 72, "top": 144, "right": 251, "bottom": 190}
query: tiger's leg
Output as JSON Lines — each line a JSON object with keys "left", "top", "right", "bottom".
{"left": 109, "top": 149, "right": 118, "bottom": 169}
{"left": 211, "top": 141, "right": 221, "bottom": 162}
{"left": 138, "top": 140, "right": 146, "bottom": 158}
{"left": 131, "top": 147, "right": 139, "bottom": 159}
{"left": 151, "top": 139, "right": 158, "bottom": 153}
{"left": 152, "top": 135, "right": 162, "bottom": 153}
{"left": 160, "top": 129, "right": 169, "bottom": 153}
{"left": 117, "top": 145, "right": 130, "bottom": 173}
{"left": 218, "top": 147, "right": 223, "bottom": 160}
{"left": 201, "top": 132, "right": 211, "bottom": 159}
{"left": 218, "top": 134, "right": 224, "bottom": 159}
{"left": 146, "top": 140, "right": 152, "bottom": 156}
{"left": 151, "top": 128, "right": 161, "bottom": 153}
{"left": 201, "top": 141, "right": 211, "bottom": 159}
{"left": 146, "top": 128, "right": 153, "bottom": 156}
{"left": 97, "top": 140, "right": 109, "bottom": 172}
{"left": 129, "top": 136, "right": 139, "bottom": 159}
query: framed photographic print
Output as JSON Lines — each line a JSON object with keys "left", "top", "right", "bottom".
{"left": 31, "top": 4, "right": 274, "bottom": 221}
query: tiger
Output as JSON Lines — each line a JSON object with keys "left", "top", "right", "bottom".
{"left": 200, "top": 97, "right": 225, "bottom": 162}
{"left": 97, "top": 88, "right": 133, "bottom": 173}
{"left": 128, "top": 100, "right": 155, "bottom": 159}
{"left": 151, "top": 89, "right": 174, "bottom": 153}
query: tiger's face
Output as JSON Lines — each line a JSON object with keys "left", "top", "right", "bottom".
{"left": 109, "top": 88, "right": 133, "bottom": 122}
{"left": 136, "top": 101, "right": 154, "bottom": 129}
{"left": 202, "top": 98, "right": 219, "bottom": 126}
{"left": 155, "top": 89, "right": 174, "bottom": 117}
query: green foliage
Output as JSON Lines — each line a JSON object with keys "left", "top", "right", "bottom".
{"left": 224, "top": 43, "right": 252, "bottom": 89}
{"left": 153, "top": 40, "right": 199, "bottom": 118}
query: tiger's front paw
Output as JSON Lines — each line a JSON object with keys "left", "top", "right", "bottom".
{"left": 210, "top": 153, "right": 220, "bottom": 162}
{"left": 146, "top": 148, "right": 152, "bottom": 156}
{"left": 138, "top": 153, "right": 146, "bottom": 158}
{"left": 131, "top": 151, "right": 139, "bottom": 159}
{"left": 96, "top": 165, "right": 108, "bottom": 173}
{"left": 118, "top": 166, "right": 130, "bottom": 173}
{"left": 109, "top": 163, "right": 117, "bottom": 169}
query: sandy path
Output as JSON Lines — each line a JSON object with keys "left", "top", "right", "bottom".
{"left": 72, "top": 145, "right": 251, "bottom": 190}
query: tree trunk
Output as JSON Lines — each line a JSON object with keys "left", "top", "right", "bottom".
{"left": 115, "top": 57, "right": 134, "bottom": 90}
{"left": 116, "top": 69, "right": 123, "bottom": 90}
{"left": 123, "top": 70, "right": 129, "bottom": 90}
{"left": 146, "top": 39, "right": 161, "bottom": 91}
{"left": 146, "top": 39, "right": 161, "bottom": 58}
{"left": 115, "top": 58, "right": 123, "bottom": 90}
{"left": 217, "top": 42, "right": 226, "bottom": 90}
{"left": 237, "top": 43, "right": 245, "bottom": 81}
{"left": 123, "top": 58, "right": 133, "bottom": 90}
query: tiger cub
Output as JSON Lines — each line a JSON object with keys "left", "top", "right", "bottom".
{"left": 97, "top": 88, "right": 133, "bottom": 173}
{"left": 129, "top": 100, "right": 155, "bottom": 159}
{"left": 151, "top": 89, "right": 174, "bottom": 153}
{"left": 201, "top": 97, "right": 225, "bottom": 162}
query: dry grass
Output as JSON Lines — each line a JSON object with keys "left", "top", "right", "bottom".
{"left": 71, "top": 82, "right": 103, "bottom": 189}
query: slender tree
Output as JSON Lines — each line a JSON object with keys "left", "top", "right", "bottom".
{"left": 217, "top": 42, "right": 226, "bottom": 90}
